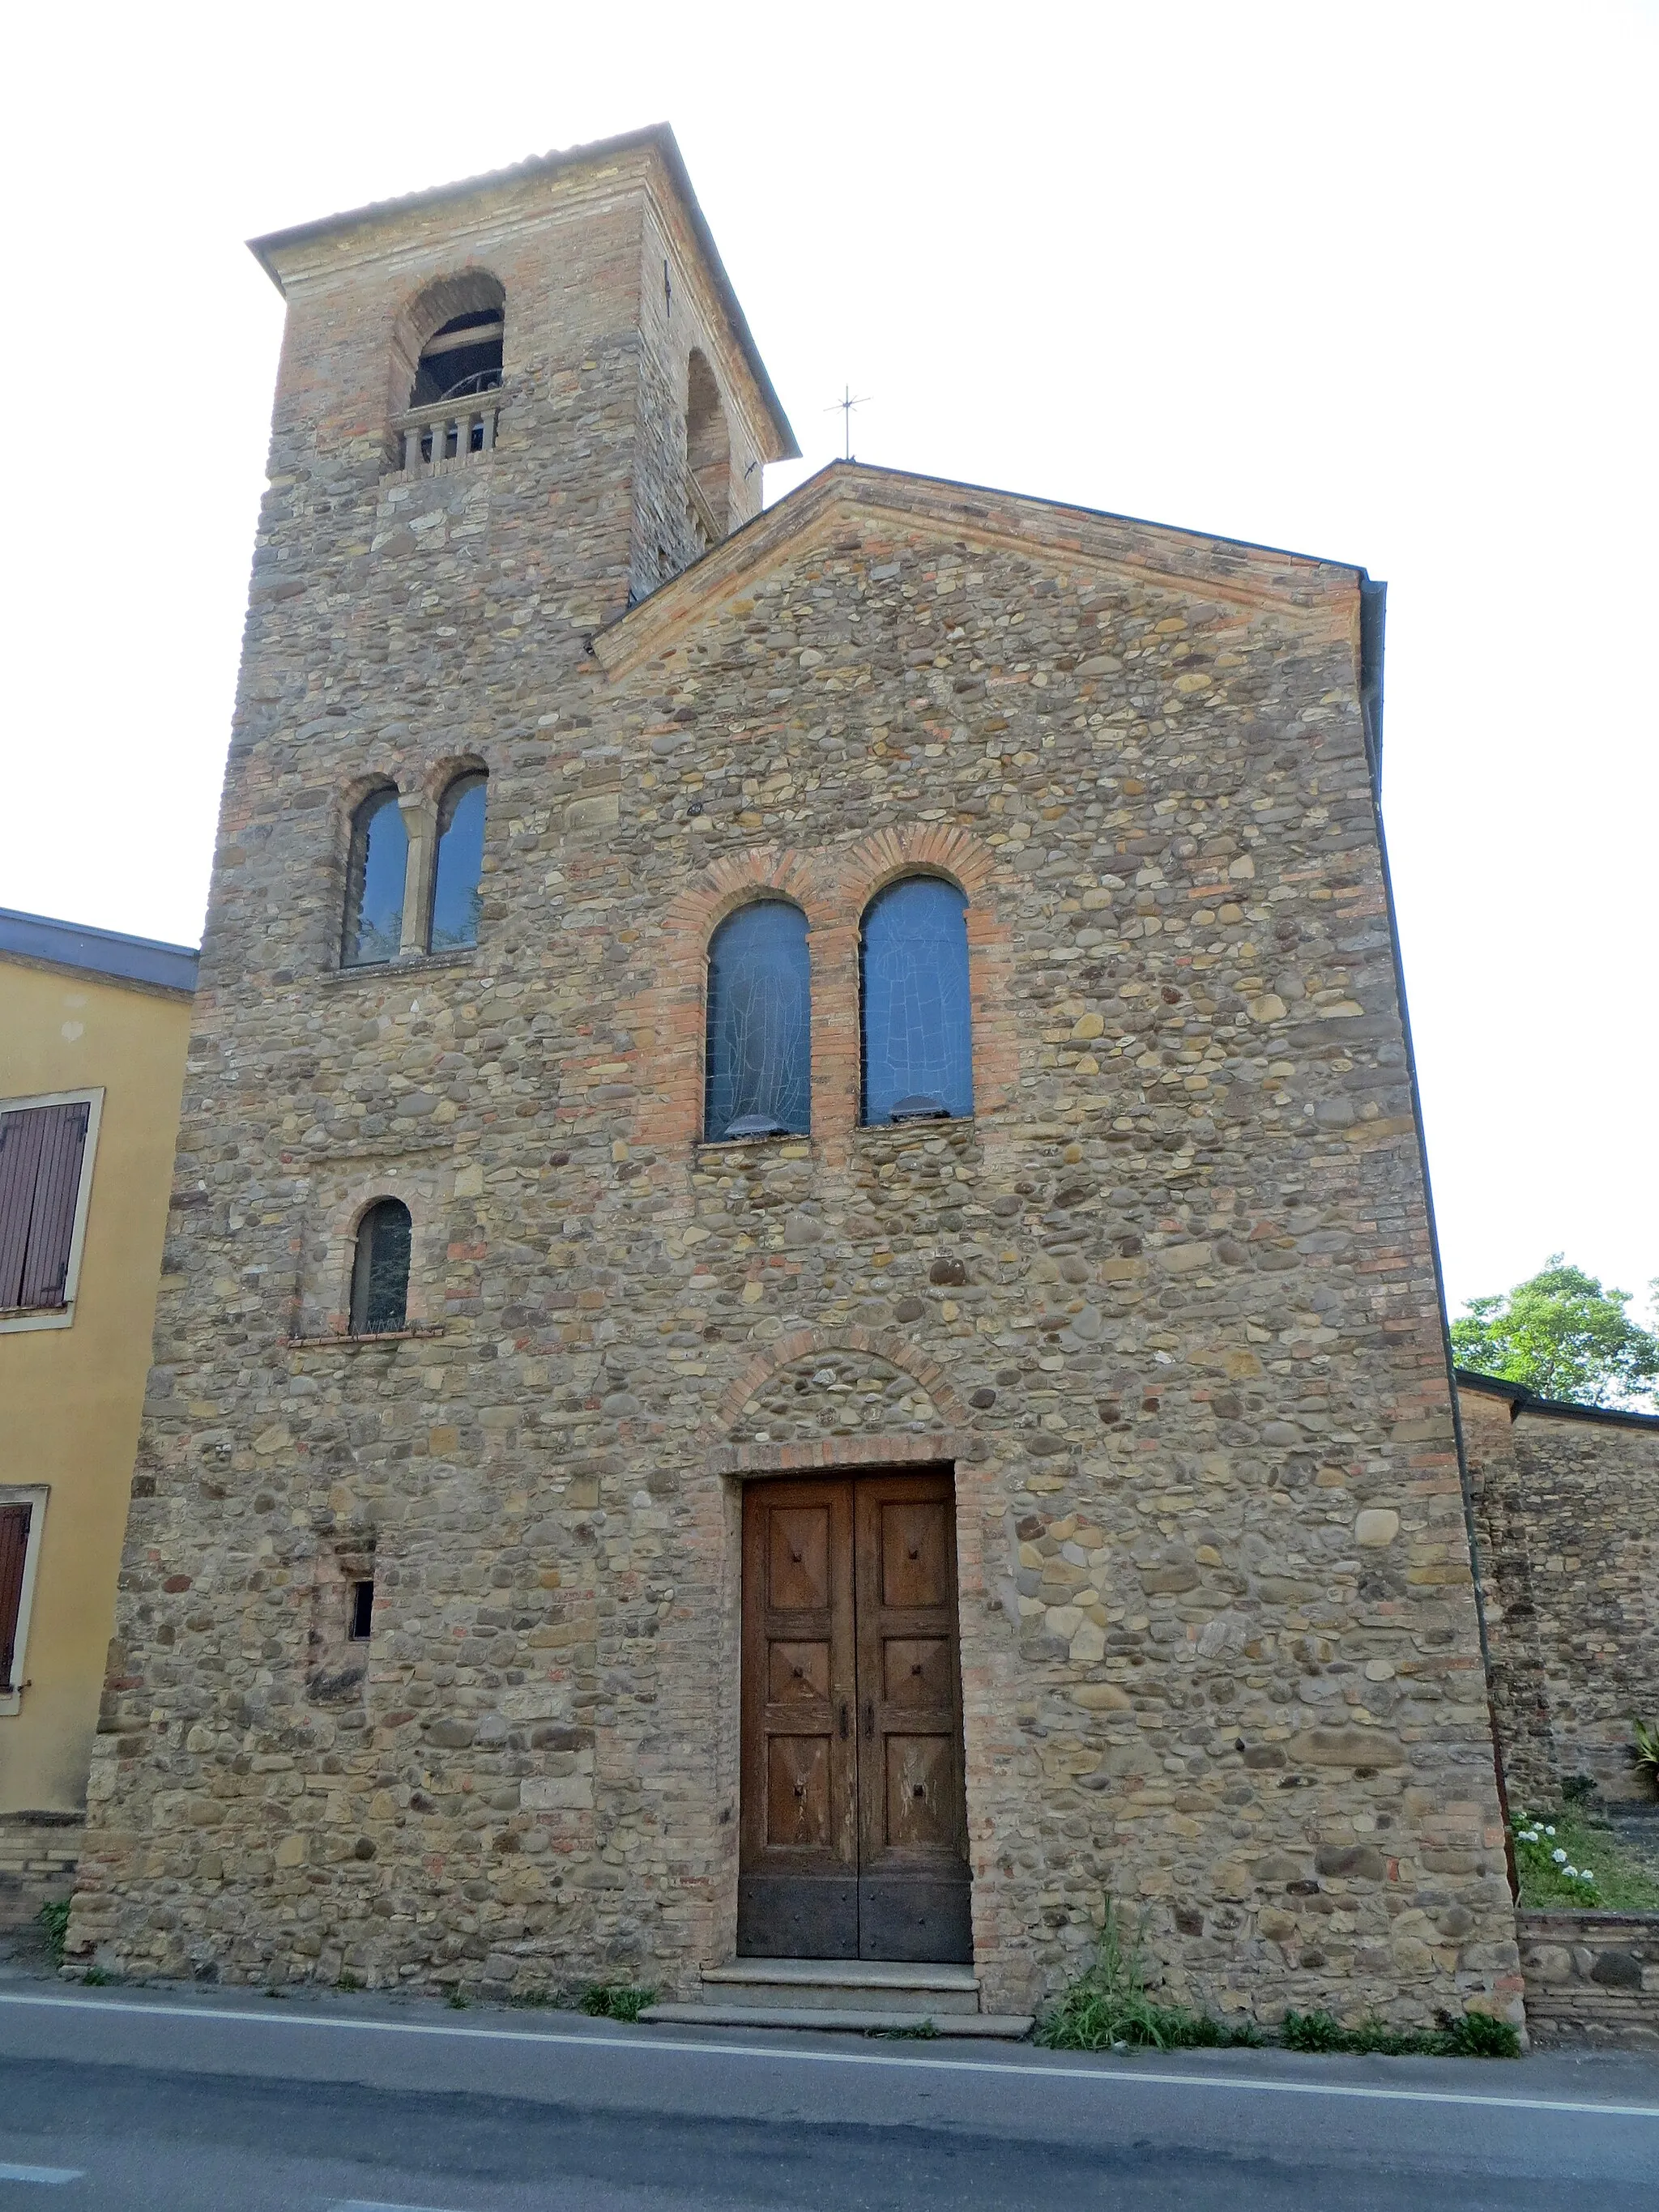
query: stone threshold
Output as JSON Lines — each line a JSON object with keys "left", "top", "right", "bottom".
{"left": 702, "top": 1957, "right": 979, "bottom": 1992}
{"left": 642, "top": 2002, "right": 1033, "bottom": 2039}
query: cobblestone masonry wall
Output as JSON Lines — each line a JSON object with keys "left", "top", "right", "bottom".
{"left": 1462, "top": 1380, "right": 1659, "bottom": 1805}
{"left": 69, "top": 147, "right": 1516, "bottom": 2028}
{"left": 1517, "top": 1910, "right": 1659, "bottom": 2044}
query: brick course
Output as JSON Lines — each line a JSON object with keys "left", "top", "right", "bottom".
{"left": 68, "top": 132, "right": 1517, "bottom": 2031}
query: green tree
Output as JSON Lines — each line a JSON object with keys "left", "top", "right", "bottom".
{"left": 1451, "top": 1257, "right": 1659, "bottom": 1408}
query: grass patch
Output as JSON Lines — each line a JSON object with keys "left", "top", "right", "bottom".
{"left": 868, "top": 2018, "right": 939, "bottom": 2039}
{"left": 1035, "top": 1902, "right": 1262, "bottom": 2053}
{"left": 37, "top": 1899, "right": 71, "bottom": 1970}
{"left": 445, "top": 1988, "right": 469, "bottom": 2009}
{"left": 1283, "top": 2009, "right": 1519, "bottom": 2059}
{"left": 578, "top": 1980, "right": 657, "bottom": 2024}
{"left": 1510, "top": 1805, "right": 1659, "bottom": 1912}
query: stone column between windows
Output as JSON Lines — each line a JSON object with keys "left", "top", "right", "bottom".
{"left": 397, "top": 793, "right": 438, "bottom": 958}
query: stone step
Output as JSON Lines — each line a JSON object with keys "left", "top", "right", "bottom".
{"left": 697, "top": 1957, "right": 982, "bottom": 2014}
{"left": 642, "top": 2001, "right": 1034, "bottom": 2039}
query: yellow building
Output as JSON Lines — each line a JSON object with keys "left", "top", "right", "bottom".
{"left": 0, "top": 907, "right": 195, "bottom": 1923}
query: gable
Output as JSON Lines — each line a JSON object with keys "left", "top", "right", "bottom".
{"left": 593, "top": 462, "right": 1362, "bottom": 688}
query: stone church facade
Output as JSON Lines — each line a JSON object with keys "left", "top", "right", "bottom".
{"left": 69, "top": 126, "right": 1521, "bottom": 2028}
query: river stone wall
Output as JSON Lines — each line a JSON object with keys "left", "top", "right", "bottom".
{"left": 1461, "top": 1377, "right": 1659, "bottom": 1806}
{"left": 67, "top": 143, "right": 1516, "bottom": 2031}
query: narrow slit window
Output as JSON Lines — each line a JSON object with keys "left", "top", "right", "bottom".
{"left": 704, "top": 901, "right": 812, "bottom": 1142}
{"left": 428, "top": 774, "right": 487, "bottom": 952}
{"left": 348, "top": 1579, "right": 375, "bottom": 1642}
{"left": 343, "top": 790, "right": 407, "bottom": 967}
{"left": 349, "top": 1200, "right": 412, "bottom": 1335}
{"left": 859, "top": 878, "right": 974, "bottom": 1126}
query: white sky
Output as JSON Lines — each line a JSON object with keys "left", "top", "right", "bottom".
{"left": 2, "top": 1, "right": 1653, "bottom": 1322}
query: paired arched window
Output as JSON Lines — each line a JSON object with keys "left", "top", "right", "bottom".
{"left": 350, "top": 1200, "right": 411, "bottom": 1335}
{"left": 429, "top": 773, "right": 488, "bottom": 951}
{"left": 704, "top": 901, "right": 812, "bottom": 1140}
{"left": 342, "top": 772, "right": 487, "bottom": 966}
{"left": 859, "top": 877, "right": 974, "bottom": 1125}
{"left": 343, "top": 789, "right": 408, "bottom": 967}
{"left": 700, "top": 877, "right": 974, "bottom": 1141}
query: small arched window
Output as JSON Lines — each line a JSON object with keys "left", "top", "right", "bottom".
{"left": 686, "top": 349, "right": 731, "bottom": 546}
{"left": 429, "top": 773, "right": 487, "bottom": 952}
{"left": 343, "top": 789, "right": 408, "bottom": 968}
{"left": 350, "top": 1200, "right": 412, "bottom": 1336}
{"left": 705, "top": 901, "right": 811, "bottom": 1141}
{"left": 411, "top": 309, "right": 504, "bottom": 409}
{"left": 860, "top": 878, "right": 974, "bottom": 1126}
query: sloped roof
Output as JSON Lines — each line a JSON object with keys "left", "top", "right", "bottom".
{"left": 1456, "top": 1368, "right": 1659, "bottom": 1434}
{"left": 0, "top": 906, "right": 198, "bottom": 995}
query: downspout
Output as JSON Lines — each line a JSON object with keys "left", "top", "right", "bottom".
{"left": 1358, "top": 574, "right": 1518, "bottom": 1891}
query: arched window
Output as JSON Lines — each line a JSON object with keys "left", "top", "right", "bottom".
{"left": 350, "top": 1200, "right": 412, "bottom": 1336}
{"left": 410, "top": 300, "right": 504, "bottom": 410}
{"left": 686, "top": 349, "right": 731, "bottom": 546}
{"left": 860, "top": 878, "right": 974, "bottom": 1126}
{"left": 705, "top": 901, "right": 811, "bottom": 1141}
{"left": 343, "top": 789, "right": 408, "bottom": 967}
{"left": 428, "top": 773, "right": 487, "bottom": 952}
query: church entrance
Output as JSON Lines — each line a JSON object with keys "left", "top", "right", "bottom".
{"left": 738, "top": 1471, "right": 972, "bottom": 1963}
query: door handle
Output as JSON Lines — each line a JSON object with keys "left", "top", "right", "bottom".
{"left": 839, "top": 1701, "right": 849, "bottom": 1740}
{"left": 864, "top": 1701, "right": 875, "bottom": 1740}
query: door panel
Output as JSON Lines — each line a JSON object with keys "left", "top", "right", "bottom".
{"left": 855, "top": 1477, "right": 972, "bottom": 1962}
{"left": 740, "top": 1480, "right": 858, "bottom": 1958}
{"left": 740, "top": 1472, "right": 970, "bottom": 1963}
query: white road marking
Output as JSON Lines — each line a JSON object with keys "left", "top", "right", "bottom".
{"left": 0, "top": 2167, "right": 83, "bottom": 2185}
{"left": 332, "top": 2201, "right": 463, "bottom": 2210}
{"left": 2, "top": 1988, "right": 1657, "bottom": 2122}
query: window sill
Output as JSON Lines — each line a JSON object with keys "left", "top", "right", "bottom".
{"left": 694, "top": 1134, "right": 813, "bottom": 1164}
{"left": 284, "top": 1327, "right": 446, "bottom": 1349}
{"left": 855, "top": 1115, "right": 977, "bottom": 1141}
{"left": 327, "top": 948, "right": 481, "bottom": 987}
{"left": 0, "top": 1689, "right": 23, "bottom": 1717}
{"left": 0, "top": 1304, "right": 74, "bottom": 1335}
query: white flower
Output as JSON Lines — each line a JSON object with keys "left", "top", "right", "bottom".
{"left": 1579, "top": 1870, "right": 1595, "bottom": 1882}
{"left": 1564, "top": 1865, "right": 1579, "bottom": 1877}
{"left": 1552, "top": 1848, "right": 1567, "bottom": 1863}
{"left": 1545, "top": 1826, "right": 1556, "bottom": 1836}
{"left": 1521, "top": 1831, "right": 1540, "bottom": 1843}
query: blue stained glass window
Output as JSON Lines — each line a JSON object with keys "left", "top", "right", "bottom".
{"left": 343, "top": 790, "right": 407, "bottom": 967}
{"left": 860, "top": 877, "right": 974, "bottom": 1125}
{"left": 429, "top": 774, "right": 488, "bottom": 951}
{"left": 705, "top": 901, "right": 812, "bottom": 1140}
{"left": 350, "top": 1198, "right": 412, "bottom": 1334}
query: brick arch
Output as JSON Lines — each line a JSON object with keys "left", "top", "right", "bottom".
{"left": 717, "top": 1327, "right": 969, "bottom": 1433}
{"left": 832, "top": 822, "right": 999, "bottom": 913}
{"left": 658, "top": 846, "right": 834, "bottom": 941}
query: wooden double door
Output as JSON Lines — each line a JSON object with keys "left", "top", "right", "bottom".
{"left": 739, "top": 1472, "right": 972, "bottom": 1963}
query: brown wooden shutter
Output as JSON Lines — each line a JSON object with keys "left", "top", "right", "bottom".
{"left": 0, "top": 1504, "right": 30, "bottom": 1690}
{"left": 0, "top": 1102, "right": 90, "bottom": 1311}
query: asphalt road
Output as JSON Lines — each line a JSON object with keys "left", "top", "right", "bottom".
{"left": 1, "top": 1983, "right": 1657, "bottom": 2210}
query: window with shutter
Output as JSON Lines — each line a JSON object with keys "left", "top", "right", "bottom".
{"left": 0, "top": 1101, "right": 92, "bottom": 1312}
{"left": 0, "top": 1504, "right": 30, "bottom": 1692}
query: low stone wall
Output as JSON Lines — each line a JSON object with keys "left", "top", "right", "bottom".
{"left": 0, "top": 1812, "right": 82, "bottom": 1933}
{"left": 1518, "top": 1910, "right": 1659, "bottom": 2044}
